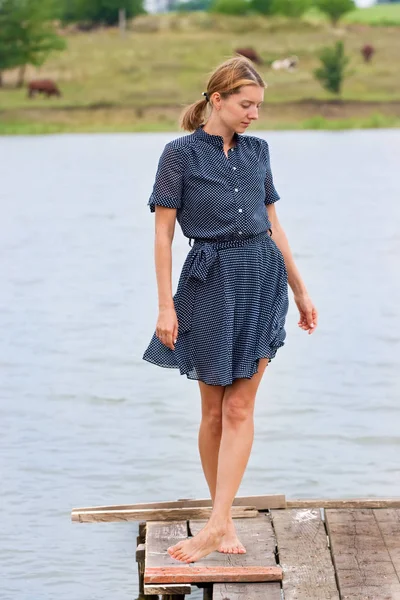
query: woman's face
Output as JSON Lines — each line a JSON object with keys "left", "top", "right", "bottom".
{"left": 214, "top": 85, "right": 265, "bottom": 132}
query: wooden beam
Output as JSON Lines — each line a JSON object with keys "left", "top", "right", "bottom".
{"left": 286, "top": 498, "right": 400, "bottom": 509}
{"left": 176, "top": 494, "right": 286, "bottom": 510}
{"left": 144, "top": 583, "right": 191, "bottom": 595}
{"left": 71, "top": 494, "right": 286, "bottom": 514}
{"left": 144, "top": 565, "right": 283, "bottom": 584}
{"left": 71, "top": 505, "right": 258, "bottom": 523}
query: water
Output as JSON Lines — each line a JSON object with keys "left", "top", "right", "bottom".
{"left": 1, "top": 130, "right": 399, "bottom": 600}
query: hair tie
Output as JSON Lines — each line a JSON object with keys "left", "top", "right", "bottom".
{"left": 202, "top": 91, "right": 209, "bottom": 102}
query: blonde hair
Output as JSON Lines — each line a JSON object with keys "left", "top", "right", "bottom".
{"left": 180, "top": 55, "right": 266, "bottom": 132}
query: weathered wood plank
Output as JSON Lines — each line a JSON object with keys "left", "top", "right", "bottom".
{"left": 145, "top": 521, "right": 192, "bottom": 595}
{"left": 189, "top": 513, "right": 277, "bottom": 568}
{"left": 144, "top": 565, "right": 282, "bottom": 584}
{"left": 271, "top": 508, "right": 340, "bottom": 599}
{"left": 213, "top": 582, "right": 281, "bottom": 599}
{"left": 144, "top": 583, "right": 191, "bottom": 594}
{"left": 374, "top": 508, "right": 400, "bottom": 579}
{"left": 176, "top": 494, "right": 286, "bottom": 510}
{"left": 71, "top": 494, "right": 286, "bottom": 514}
{"left": 71, "top": 505, "right": 258, "bottom": 523}
{"left": 144, "top": 518, "right": 282, "bottom": 585}
{"left": 287, "top": 498, "right": 400, "bottom": 509}
{"left": 190, "top": 516, "right": 283, "bottom": 596}
{"left": 325, "top": 508, "right": 400, "bottom": 599}
{"left": 145, "top": 521, "right": 189, "bottom": 570}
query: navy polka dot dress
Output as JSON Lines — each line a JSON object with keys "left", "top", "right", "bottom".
{"left": 142, "top": 125, "right": 289, "bottom": 386}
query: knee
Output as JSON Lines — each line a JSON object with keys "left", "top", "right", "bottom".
{"left": 202, "top": 408, "right": 223, "bottom": 435}
{"left": 223, "top": 394, "right": 254, "bottom": 427}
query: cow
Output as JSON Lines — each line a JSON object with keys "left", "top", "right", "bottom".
{"left": 235, "top": 47, "right": 263, "bottom": 65}
{"left": 27, "top": 79, "right": 61, "bottom": 98}
{"left": 271, "top": 56, "right": 299, "bottom": 72}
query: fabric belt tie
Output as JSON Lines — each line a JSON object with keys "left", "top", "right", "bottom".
{"left": 177, "top": 230, "right": 271, "bottom": 334}
{"left": 177, "top": 242, "right": 218, "bottom": 333}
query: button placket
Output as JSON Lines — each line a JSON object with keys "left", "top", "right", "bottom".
{"left": 230, "top": 149, "right": 244, "bottom": 236}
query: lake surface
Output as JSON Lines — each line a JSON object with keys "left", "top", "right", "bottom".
{"left": 1, "top": 129, "right": 399, "bottom": 600}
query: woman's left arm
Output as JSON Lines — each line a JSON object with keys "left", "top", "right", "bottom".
{"left": 267, "top": 203, "right": 318, "bottom": 335}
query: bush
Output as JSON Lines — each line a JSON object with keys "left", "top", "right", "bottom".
{"left": 60, "top": 0, "right": 146, "bottom": 26}
{"left": 271, "top": 0, "right": 312, "bottom": 18}
{"left": 249, "top": 0, "right": 274, "bottom": 15}
{"left": 210, "top": 0, "right": 251, "bottom": 16}
{"left": 313, "top": 40, "right": 350, "bottom": 95}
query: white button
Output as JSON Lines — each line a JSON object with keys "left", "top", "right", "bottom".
{"left": 234, "top": 188, "right": 238, "bottom": 192}
{"left": 233, "top": 166, "right": 237, "bottom": 170}
{"left": 238, "top": 231, "right": 243, "bottom": 235}
{"left": 238, "top": 208, "right": 243, "bottom": 212}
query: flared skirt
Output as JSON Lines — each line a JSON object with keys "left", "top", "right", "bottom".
{"left": 142, "top": 230, "right": 289, "bottom": 386}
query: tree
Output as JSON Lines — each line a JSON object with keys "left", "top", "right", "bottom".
{"left": 313, "top": 0, "right": 355, "bottom": 27}
{"left": 271, "top": 0, "right": 312, "bottom": 18}
{"left": 313, "top": 40, "right": 350, "bottom": 96}
{"left": 209, "top": 0, "right": 251, "bottom": 16}
{"left": 249, "top": 0, "right": 274, "bottom": 15}
{"left": 0, "top": 0, "right": 66, "bottom": 87}
{"left": 169, "top": 0, "right": 213, "bottom": 11}
{"left": 64, "top": 0, "right": 146, "bottom": 26}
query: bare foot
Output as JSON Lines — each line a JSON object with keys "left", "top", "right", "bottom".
{"left": 218, "top": 519, "right": 246, "bottom": 554}
{"left": 167, "top": 522, "right": 225, "bottom": 563}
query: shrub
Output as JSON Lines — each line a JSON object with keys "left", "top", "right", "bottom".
{"left": 210, "top": 0, "right": 251, "bottom": 16}
{"left": 271, "top": 0, "right": 312, "bottom": 18}
{"left": 249, "top": 0, "right": 274, "bottom": 15}
{"left": 313, "top": 40, "right": 350, "bottom": 95}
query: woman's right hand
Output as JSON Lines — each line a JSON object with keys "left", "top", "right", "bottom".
{"left": 156, "top": 306, "right": 179, "bottom": 350}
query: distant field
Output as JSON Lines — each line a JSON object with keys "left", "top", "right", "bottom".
{"left": 304, "top": 4, "right": 400, "bottom": 26}
{"left": 344, "top": 4, "right": 400, "bottom": 26}
{"left": 0, "top": 9, "right": 399, "bottom": 133}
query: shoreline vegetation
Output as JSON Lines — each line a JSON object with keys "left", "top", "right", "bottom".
{"left": 1, "top": 5, "right": 399, "bottom": 134}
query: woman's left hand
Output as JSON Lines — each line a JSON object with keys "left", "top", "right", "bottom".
{"left": 294, "top": 292, "right": 318, "bottom": 335}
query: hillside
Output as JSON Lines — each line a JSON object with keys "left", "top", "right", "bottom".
{"left": 1, "top": 10, "right": 399, "bottom": 133}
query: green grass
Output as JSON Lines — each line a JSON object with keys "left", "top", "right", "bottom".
{"left": 344, "top": 4, "right": 400, "bottom": 26}
{"left": 0, "top": 10, "right": 399, "bottom": 133}
{"left": 2, "top": 112, "right": 399, "bottom": 135}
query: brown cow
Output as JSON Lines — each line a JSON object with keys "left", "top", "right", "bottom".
{"left": 27, "top": 79, "right": 61, "bottom": 98}
{"left": 235, "top": 47, "right": 263, "bottom": 65}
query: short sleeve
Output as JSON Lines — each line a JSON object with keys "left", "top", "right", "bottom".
{"left": 263, "top": 141, "right": 280, "bottom": 205}
{"left": 147, "top": 143, "right": 183, "bottom": 213}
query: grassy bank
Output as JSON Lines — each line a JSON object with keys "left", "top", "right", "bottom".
{"left": 344, "top": 3, "right": 400, "bottom": 26}
{"left": 0, "top": 10, "right": 399, "bottom": 133}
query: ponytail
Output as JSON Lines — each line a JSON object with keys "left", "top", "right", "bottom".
{"left": 180, "top": 97, "right": 209, "bottom": 132}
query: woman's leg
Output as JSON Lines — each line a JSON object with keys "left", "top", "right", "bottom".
{"left": 197, "top": 381, "right": 243, "bottom": 553}
{"left": 197, "top": 381, "right": 225, "bottom": 505}
{"left": 167, "top": 357, "right": 270, "bottom": 563}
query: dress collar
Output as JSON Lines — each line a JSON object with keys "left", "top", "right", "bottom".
{"left": 193, "top": 124, "right": 241, "bottom": 150}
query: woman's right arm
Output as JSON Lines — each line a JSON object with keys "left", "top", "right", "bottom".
{"left": 153, "top": 206, "right": 179, "bottom": 350}
{"left": 147, "top": 142, "right": 184, "bottom": 350}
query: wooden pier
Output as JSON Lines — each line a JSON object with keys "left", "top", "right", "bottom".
{"left": 71, "top": 494, "right": 400, "bottom": 599}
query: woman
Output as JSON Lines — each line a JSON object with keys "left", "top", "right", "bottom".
{"left": 142, "top": 56, "right": 318, "bottom": 564}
